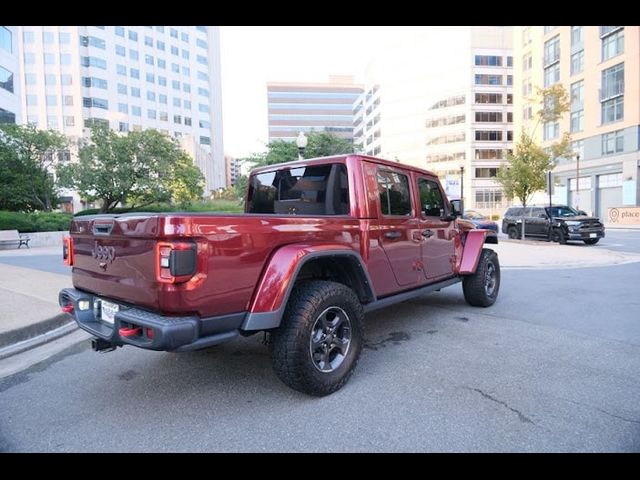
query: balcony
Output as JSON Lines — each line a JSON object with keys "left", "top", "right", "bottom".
{"left": 599, "top": 81, "right": 624, "bottom": 101}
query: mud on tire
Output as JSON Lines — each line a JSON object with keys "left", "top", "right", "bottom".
{"left": 270, "top": 280, "right": 364, "bottom": 396}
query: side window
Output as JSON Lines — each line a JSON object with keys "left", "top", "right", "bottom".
{"left": 377, "top": 170, "right": 411, "bottom": 216}
{"left": 532, "top": 208, "right": 547, "bottom": 218}
{"left": 417, "top": 178, "right": 445, "bottom": 217}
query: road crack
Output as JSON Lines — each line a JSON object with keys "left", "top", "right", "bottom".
{"left": 467, "top": 387, "right": 535, "bottom": 425}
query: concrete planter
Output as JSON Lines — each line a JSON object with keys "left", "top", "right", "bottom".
{"left": 0, "top": 230, "right": 70, "bottom": 249}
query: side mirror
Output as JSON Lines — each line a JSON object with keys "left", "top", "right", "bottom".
{"left": 450, "top": 199, "right": 461, "bottom": 217}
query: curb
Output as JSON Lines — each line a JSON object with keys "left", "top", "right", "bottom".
{"left": 0, "top": 313, "right": 77, "bottom": 359}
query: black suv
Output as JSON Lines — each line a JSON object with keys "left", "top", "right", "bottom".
{"left": 502, "top": 205, "right": 605, "bottom": 245}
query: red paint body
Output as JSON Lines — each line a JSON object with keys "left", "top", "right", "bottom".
{"left": 68, "top": 155, "right": 485, "bottom": 318}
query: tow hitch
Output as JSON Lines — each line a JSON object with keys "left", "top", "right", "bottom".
{"left": 91, "top": 337, "right": 117, "bottom": 353}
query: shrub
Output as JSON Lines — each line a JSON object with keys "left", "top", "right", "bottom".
{"left": 75, "top": 200, "right": 244, "bottom": 216}
{"left": 0, "top": 211, "right": 72, "bottom": 232}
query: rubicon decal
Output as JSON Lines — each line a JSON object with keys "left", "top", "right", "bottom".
{"left": 92, "top": 241, "right": 116, "bottom": 263}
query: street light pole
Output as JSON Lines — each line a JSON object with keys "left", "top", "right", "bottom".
{"left": 575, "top": 153, "right": 580, "bottom": 210}
{"left": 296, "top": 131, "right": 308, "bottom": 161}
{"left": 459, "top": 165, "right": 465, "bottom": 216}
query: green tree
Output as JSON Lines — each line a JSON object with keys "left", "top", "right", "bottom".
{"left": 58, "top": 126, "right": 204, "bottom": 213}
{"left": 233, "top": 174, "right": 248, "bottom": 199}
{"left": 241, "top": 131, "right": 359, "bottom": 167}
{"left": 496, "top": 84, "right": 572, "bottom": 207}
{"left": 0, "top": 124, "right": 68, "bottom": 212}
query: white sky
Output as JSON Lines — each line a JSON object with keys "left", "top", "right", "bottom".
{"left": 219, "top": 26, "right": 433, "bottom": 158}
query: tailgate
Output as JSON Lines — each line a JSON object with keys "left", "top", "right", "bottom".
{"left": 70, "top": 214, "right": 161, "bottom": 309}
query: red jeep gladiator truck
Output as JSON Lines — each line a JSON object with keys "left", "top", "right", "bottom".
{"left": 59, "top": 154, "right": 500, "bottom": 396}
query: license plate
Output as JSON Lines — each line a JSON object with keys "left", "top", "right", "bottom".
{"left": 589, "top": 233, "right": 597, "bottom": 238}
{"left": 100, "top": 300, "right": 119, "bottom": 325}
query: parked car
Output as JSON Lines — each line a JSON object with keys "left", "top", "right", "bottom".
{"left": 59, "top": 155, "right": 502, "bottom": 396}
{"left": 449, "top": 201, "right": 498, "bottom": 243}
{"left": 501, "top": 205, "right": 605, "bottom": 245}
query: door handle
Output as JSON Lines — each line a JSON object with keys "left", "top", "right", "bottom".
{"left": 422, "top": 229, "right": 434, "bottom": 238}
{"left": 384, "top": 231, "right": 401, "bottom": 239}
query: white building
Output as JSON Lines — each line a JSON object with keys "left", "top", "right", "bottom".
{"left": 1, "top": 26, "right": 22, "bottom": 124}
{"left": 17, "top": 25, "right": 224, "bottom": 206}
{"left": 354, "top": 27, "right": 513, "bottom": 215}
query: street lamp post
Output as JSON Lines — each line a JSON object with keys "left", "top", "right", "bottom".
{"left": 575, "top": 153, "right": 580, "bottom": 210}
{"left": 459, "top": 165, "right": 465, "bottom": 216}
{"left": 296, "top": 131, "right": 308, "bottom": 161}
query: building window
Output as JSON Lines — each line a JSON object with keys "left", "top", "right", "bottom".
{"left": 173, "top": 114, "right": 182, "bottom": 124}
{"left": 506, "top": 75, "right": 513, "bottom": 86}
{"left": 197, "top": 55, "right": 208, "bottom": 65}
{"left": 44, "top": 53, "right": 56, "bottom": 64}
{"left": 128, "top": 30, "right": 138, "bottom": 42}
{"left": 601, "top": 63, "right": 624, "bottom": 123}
{"left": 157, "top": 40, "right": 165, "bottom": 51}
{"left": 0, "top": 26, "right": 12, "bottom": 53}
{"left": 145, "top": 54, "right": 154, "bottom": 65}
{"left": 601, "top": 130, "right": 624, "bottom": 155}
{"left": 0, "top": 66, "right": 14, "bottom": 93}
{"left": 183, "top": 100, "right": 191, "bottom": 110}
{"left": 61, "top": 75, "right": 72, "bottom": 85}
{"left": 570, "top": 50, "right": 584, "bottom": 76}
{"left": 148, "top": 109, "right": 156, "bottom": 119}
{"left": 147, "top": 91, "right": 155, "bottom": 101}
{"left": 47, "top": 116, "right": 58, "bottom": 129}
{"left": 23, "top": 31, "right": 34, "bottom": 44}
{"left": 63, "top": 95, "right": 73, "bottom": 106}
{"left": 522, "top": 81, "right": 532, "bottom": 96}
{"left": 197, "top": 71, "right": 209, "bottom": 81}
{"left": 507, "top": 131, "right": 513, "bottom": 141}
{"left": 184, "top": 117, "right": 192, "bottom": 126}
{"left": 475, "top": 112, "right": 503, "bottom": 123}
{"left": 129, "top": 49, "right": 139, "bottom": 61}
{"left": 172, "top": 80, "right": 180, "bottom": 90}
{"left": 602, "top": 29, "right": 624, "bottom": 61}
{"left": 173, "top": 97, "right": 181, "bottom": 107}
{"left": 200, "top": 136, "right": 211, "bottom": 145}
{"left": 183, "top": 83, "right": 191, "bottom": 93}
{"left": 544, "top": 63, "right": 560, "bottom": 87}
{"left": 198, "top": 87, "right": 209, "bottom": 97}
{"left": 132, "top": 106, "right": 141, "bottom": 116}
{"left": 196, "top": 38, "right": 207, "bottom": 49}
{"left": 171, "top": 46, "right": 178, "bottom": 55}
{"left": 117, "top": 103, "right": 128, "bottom": 114}
{"left": 172, "top": 63, "right": 180, "bottom": 73}
{"left": 159, "top": 94, "right": 167, "bottom": 104}
{"left": 601, "top": 97, "right": 624, "bottom": 124}
{"left": 118, "top": 122, "right": 129, "bottom": 132}
{"left": 475, "top": 168, "right": 499, "bottom": 178}
{"left": 543, "top": 35, "right": 560, "bottom": 66}
{"left": 158, "top": 76, "right": 167, "bottom": 86}
{"left": 522, "top": 53, "right": 532, "bottom": 71}
{"left": 25, "top": 73, "right": 36, "bottom": 85}
{"left": 160, "top": 111, "right": 168, "bottom": 121}
{"left": 181, "top": 32, "right": 189, "bottom": 42}
{"left": 474, "top": 55, "right": 502, "bottom": 66}
{"left": 543, "top": 122, "right": 559, "bottom": 140}
{"left": 130, "top": 68, "right": 140, "bottom": 79}
{"left": 506, "top": 56, "right": 513, "bottom": 67}
{"left": 158, "top": 59, "right": 166, "bottom": 69}
{"left": 198, "top": 104, "right": 209, "bottom": 113}
{"left": 543, "top": 26, "right": 557, "bottom": 34}
{"left": 60, "top": 53, "right": 71, "bottom": 65}
{"left": 182, "top": 66, "right": 190, "bottom": 76}
{"left": 475, "top": 150, "right": 503, "bottom": 160}
{"left": 146, "top": 72, "right": 155, "bottom": 83}
{"left": 117, "top": 64, "right": 126, "bottom": 76}
{"left": 571, "top": 140, "right": 584, "bottom": 159}
{"left": 475, "top": 74, "right": 502, "bottom": 85}
{"left": 570, "top": 111, "right": 583, "bottom": 133}
{"left": 26, "top": 95, "right": 38, "bottom": 106}
{"left": 475, "top": 130, "right": 502, "bottom": 141}
{"left": 46, "top": 95, "right": 57, "bottom": 106}
{"left": 83, "top": 97, "right": 108, "bottom": 109}
{"left": 131, "top": 87, "right": 140, "bottom": 98}
{"left": 571, "top": 26, "right": 583, "bottom": 46}
{"left": 45, "top": 74, "right": 57, "bottom": 86}
{"left": 144, "top": 36, "right": 153, "bottom": 47}
{"left": 474, "top": 189, "right": 503, "bottom": 209}
{"left": 116, "top": 45, "right": 125, "bottom": 56}
{"left": 156, "top": 26, "right": 165, "bottom": 33}
{"left": 80, "top": 35, "right": 106, "bottom": 49}
{"left": 199, "top": 120, "right": 210, "bottom": 129}
{"left": 81, "top": 56, "right": 107, "bottom": 69}
{"left": 507, "top": 112, "right": 513, "bottom": 123}
{"left": 170, "top": 28, "right": 178, "bottom": 39}
{"left": 117, "top": 83, "right": 127, "bottom": 95}
{"left": 82, "top": 77, "right": 108, "bottom": 89}
{"left": 181, "top": 49, "right": 189, "bottom": 60}
{"left": 115, "top": 26, "right": 124, "bottom": 37}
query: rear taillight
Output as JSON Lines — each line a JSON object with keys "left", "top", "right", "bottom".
{"left": 156, "top": 241, "right": 197, "bottom": 284}
{"left": 63, "top": 236, "right": 74, "bottom": 266}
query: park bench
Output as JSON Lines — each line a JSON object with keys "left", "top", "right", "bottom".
{"left": 0, "top": 230, "right": 31, "bottom": 249}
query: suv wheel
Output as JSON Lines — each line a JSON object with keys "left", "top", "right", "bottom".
{"left": 463, "top": 248, "right": 500, "bottom": 307}
{"left": 507, "top": 226, "right": 519, "bottom": 239}
{"left": 270, "top": 280, "right": 364, "bottom": 396}
{"left": 583, "top": 238, "right": 599, "bottom": 245}
{"left": 550, "top": 228, "right": 566, "bottom": 244}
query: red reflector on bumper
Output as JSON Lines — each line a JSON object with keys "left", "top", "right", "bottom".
{"left": 61, "top": 304, "right": 74, "bottom": 314}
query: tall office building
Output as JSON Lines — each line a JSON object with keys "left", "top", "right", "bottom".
{"left": 267, "top": 75, "right": 363, "bottom": 142}
{"left": 354, "top": 27, "right": 513, "bottom": 214}
{"left": 0, "top": 26, "right": 21, "bottom": 124}
{"left": 514, "top": 26, "right": 640, "bottom": 217}
{"left": 17, "top": 25, "right": 225, "bottom": 200}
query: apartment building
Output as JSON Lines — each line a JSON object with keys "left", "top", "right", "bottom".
{"left": 514, "top": 26, "right": 639, "bottom": 217}
{"left": 0, "top": 26, "right": 21, "bottom": 124}
{"left": 267, "top": 75, "right": 362, "bottom": 142}
{"left": 17, "top": 25, "right": 225, "bottom": 202}
{"left": 354, "top": 27, "right": 513, "bottom": 215}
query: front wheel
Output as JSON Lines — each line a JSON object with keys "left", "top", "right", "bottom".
{"left": 463, "top": 248, "right": 500, "bottom": 307}
{"left": 507, "top": 226, "right": 519, "bottom": 239}
{"left": 583, "top": 238, "right": 600, "bottom": 245}
{"left": 550, "top": 228, "right": 567, "bottom": 244}
{"left": 270, "top": 280, "right": 364, "bottom": 396}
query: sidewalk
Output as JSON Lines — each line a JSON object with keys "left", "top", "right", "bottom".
{"left": 1, "top": 241, "right": 640, "bottom": 360}
{"left": 0, "top": 251, "right": 74, "bottom": 359}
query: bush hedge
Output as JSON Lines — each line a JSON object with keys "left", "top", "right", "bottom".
{"left": 0, "top": 211, "right": 73, "bottom": 232}
{"left": 75, "top": 200, "right": 244, "bottom": 216}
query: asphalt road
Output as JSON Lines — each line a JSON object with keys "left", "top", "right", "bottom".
{"left": 1, "top": 246, "right": 639, "bottom": 451}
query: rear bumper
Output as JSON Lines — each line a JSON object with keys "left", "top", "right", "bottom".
{"left": 58, "top": 288, "right": 245, "bottom": 352}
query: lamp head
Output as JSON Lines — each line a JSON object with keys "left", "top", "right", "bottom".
{"left": 296, "top": 131, "right": 308, "bottom": 149}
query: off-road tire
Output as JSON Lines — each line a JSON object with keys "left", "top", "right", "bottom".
{"left": 270, "top": 280, "right": 364, "bottom": 396}
{"left": 462, "top": 248, "right": 500, "bottom": 307}
{"left": 583, "top": 238, "right": 599, "bottom": 245}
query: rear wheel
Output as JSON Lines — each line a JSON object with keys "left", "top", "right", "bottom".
{"left": 507, "top": 226, "right": 519, "bottom": 239}
{"left": 270, "top": 280, "right": 364, "bottom": 397}
{"left": 463, "top": 248, "right": 500, "bottom": 307}
{"left": 583, "top": 238, "right": 599, "bottom": 245}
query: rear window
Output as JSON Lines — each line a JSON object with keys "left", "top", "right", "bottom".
{"left": 246, "top": 164, "right": 349, "bottom": 215}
